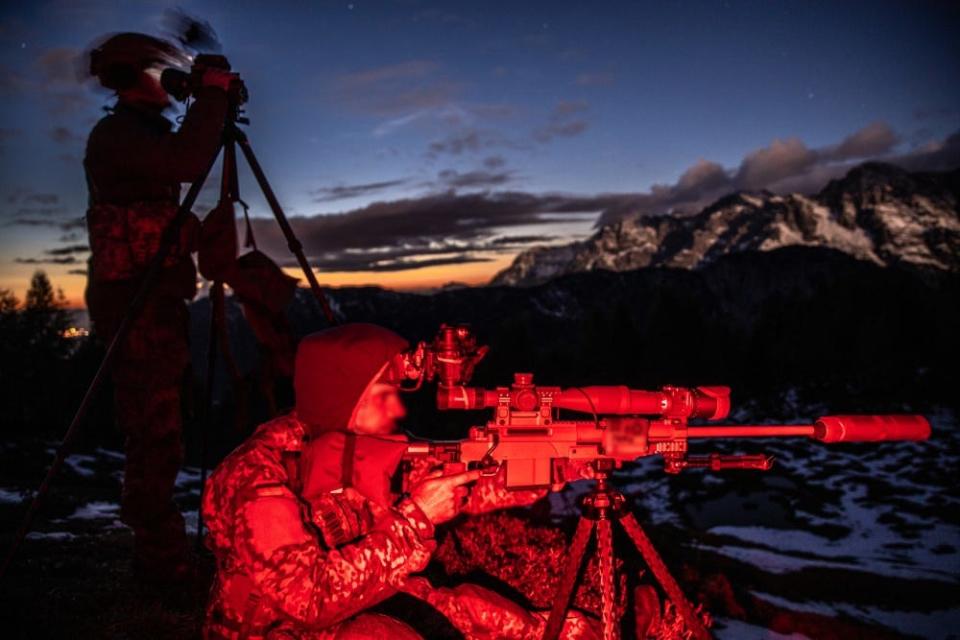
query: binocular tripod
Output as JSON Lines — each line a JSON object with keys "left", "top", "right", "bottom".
{"left": 542, "top": 468, "right": 712, "bottom": 640}
{"left": 0, "top": 93, "right": 335, "bottom": 579}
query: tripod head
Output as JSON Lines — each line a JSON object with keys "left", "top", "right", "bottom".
{"left": 577, "top": 461, "right": 629, "bottom": 521}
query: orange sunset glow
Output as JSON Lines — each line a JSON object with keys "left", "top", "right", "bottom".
{"left": 0, "top": 254, "right": 515, "bottom": 311}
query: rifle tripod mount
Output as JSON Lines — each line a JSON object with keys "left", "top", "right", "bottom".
{"left": 542, "top": 466, "right": 711, "bottom": 640}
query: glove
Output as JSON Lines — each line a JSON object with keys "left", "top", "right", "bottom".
{"left": 201, "top": 67, "right": 237, "bottom": 92}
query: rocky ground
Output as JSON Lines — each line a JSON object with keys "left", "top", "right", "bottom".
{"left": 1, "top": 402, "right": 958, "bottom": 639}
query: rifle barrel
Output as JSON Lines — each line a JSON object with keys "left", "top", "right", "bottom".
{"left": 687, "top": 415, "right": 930, "bottom": 443}
{"left": 687, "top": 425, "right": 816, "bottom": 438}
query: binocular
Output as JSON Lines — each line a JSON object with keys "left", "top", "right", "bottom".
{"left": 161, "top": 53, "right": 247, "bottom": 104}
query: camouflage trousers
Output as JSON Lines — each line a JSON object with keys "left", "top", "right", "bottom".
{"left": 87, "top": 273, "right": 192, "bottom": 577}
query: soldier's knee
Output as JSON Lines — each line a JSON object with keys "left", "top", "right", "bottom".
{"left": 334, "top": 613, "right": 423, "bottom": 640}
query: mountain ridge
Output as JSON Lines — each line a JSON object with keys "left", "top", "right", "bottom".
{"left": 492, "top": 162, "right": 960, "bottom": 287}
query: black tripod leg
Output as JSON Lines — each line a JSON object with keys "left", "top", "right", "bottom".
{"left": 543, "top": 516, "right": 594, "bottom": 640}
{"left": 619, "top": 513, "right": 711, "bottom": 640}
{"left": 0, "top": 141, "right": 224, "bottom": 582}
{"left": 232, "top": 130, "right": 337, "bottom": 325}
{"left": 196, "top": 280, "right": 223, "bottom": 548}
{"left": 596, "top": 519, "right": 618, "bottom": 640}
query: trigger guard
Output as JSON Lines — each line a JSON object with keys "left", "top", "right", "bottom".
{"left": 477, "top": 457, "right": 500, "bottom": 477}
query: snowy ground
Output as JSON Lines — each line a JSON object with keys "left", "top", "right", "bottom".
{"left": 609, "top": 406, "right": 959, "bottom": 639}
{"left": 2, "top": 406, "right": 958, "bottom": 638}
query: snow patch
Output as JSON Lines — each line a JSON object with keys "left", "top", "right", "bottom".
{"left": 0, "top": 487, "right": 27, "bottom": 504}
{"left": 68, "top": 501, "right": 120, "bottom": 520}
{"left": 62, "top": 453, "right": 98, "bottom": 478}
{"left": 175, "top": 465, "right": 202, "bottom": 488}
{"left": 26, "top": 531, "right": 77, "bottom": 541}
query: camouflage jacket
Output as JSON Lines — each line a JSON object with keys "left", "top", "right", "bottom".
{"left": 84, "top": 88, "right": 227, "bottom": 284}
{"left": 202, "top": 413, "right": 436, "bottom": 638}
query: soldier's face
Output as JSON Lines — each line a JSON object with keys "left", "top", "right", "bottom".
{"left": 351, "top": 383, "right": 407, "bottom": 435}
{"left": 119, "top": 67, "right": 170, "bottom": 109}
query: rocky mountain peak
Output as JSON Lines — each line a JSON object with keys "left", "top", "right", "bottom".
{"left": 492, "top": 162, "right": 960, "bottom": 287}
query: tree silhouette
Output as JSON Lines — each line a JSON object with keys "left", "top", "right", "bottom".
{"left": 2, "top": 271, "right": 76, "bottom": 430}
{"left": 22, "top": 271, "right": 72, "bottom": 356}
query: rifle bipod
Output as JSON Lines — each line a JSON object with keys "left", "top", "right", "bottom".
{"left": 542, "top": 469, "right": 712, "bottom": 640}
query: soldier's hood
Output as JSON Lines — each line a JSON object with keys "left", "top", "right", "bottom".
{"left": 294, "top": 323, "right": 409, "bottom": 436}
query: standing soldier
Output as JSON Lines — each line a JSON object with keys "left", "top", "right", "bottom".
{"left": 84, "top": 32, "right": 232, "bottom": 583}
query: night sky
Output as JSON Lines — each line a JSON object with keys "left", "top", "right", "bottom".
{"left": 1, "top": 0, "right": 957, "bottom": 306}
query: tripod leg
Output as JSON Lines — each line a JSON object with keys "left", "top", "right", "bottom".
{"left": 596, "top": 519, "right": 618, "bottom": 640}
{"left": 196, "top": 280, "right": 223, "bottom": 548}
{"left": 0, "top": 140, "right": 223, "bottom": 582}
{"left": 543, "top": 516, "right": 594, "bottom": 640}
{"left": 619, "top": 513, "right": 711, "bottom": 640}
{"left": 233, "top": 130, "right": 337, "bottom": 325}
{"left": 198, "top": 133, "right": 238, "bottom": 549}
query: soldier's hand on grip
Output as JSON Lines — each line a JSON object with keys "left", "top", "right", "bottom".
{"left": 409, "top": 469, "right": 481, "bottom": 525}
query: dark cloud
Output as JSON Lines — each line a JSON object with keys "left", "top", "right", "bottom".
{"left": 14, "top": 206, "right": 66, "bottom": 217}
{"left": 281, "top": 242, "right": 496, "bottom": 273}
{"left": 826, "top": 121, "right": 900, "bottom": 161}
{"left": 50, "top": 126, "right": 82, "bottom": 144}
{"left": 595, "top": 123, "right": 960, "bottom": 226}
{"left": 534, "top": 100, "right": 589, "bottom": 143}
{"left": 734, "top": 137, "right": 818, "bottom": 190}
{"left": 534, "top": 120, "right": 587, "bottom": 143}
{"left": 251, "top": 190, "right": 630, "bottom": 273}
{"left": 311, "top": 179, "right": 409, "bottom": 203}
{"left": 67, "top": 269, "right": 88, "bottom": 276}
{"left": 15, "top": 256, "right": 79, "bottom": 265}
{"left": 889, "top": 129, "right": 960, "bottom": 172}
{"left": 45, "top": 244, "right": 89, "bottom": 256}
{"left": 490, "top": 234, "right": 553, "bottom": 246}
{"left": 4, "top": 216, "right": 84, "bottom": 230}
{"left": 59, "top": 231, "right": 84, "bottom": 243}
{"left": 428, "top": 130, "right": 481, "bottom": 155}
{"left": 437, "top": 169, "right": 514, "bottom": 189}
{"left": 324, "top": 254, "right": 494, "bottom": 273}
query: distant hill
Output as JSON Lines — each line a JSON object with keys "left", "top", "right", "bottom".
{"left": 194, "top": 245, "right": 959, "bottom": 431}
{"left": 492, "top": 162, "right": 960, "bottom": 287}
